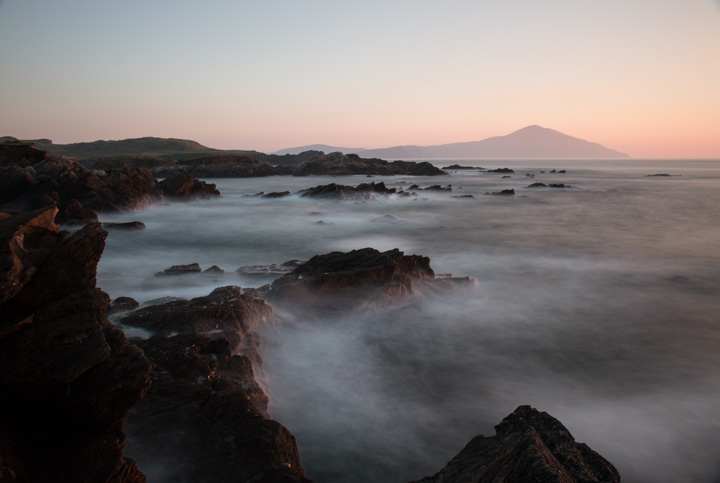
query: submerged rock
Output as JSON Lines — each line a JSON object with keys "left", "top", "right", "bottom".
{"left": 0, "top": 207, "right": 152, "bottom": 482}
{"left": 485, "top": 189, "right": 515, "bottom": 196}
{"left": 412, "top": 405, "right": 620, "bottom": 483}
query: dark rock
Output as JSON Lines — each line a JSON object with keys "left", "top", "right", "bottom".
{"left": 0, "top": 145, "right": 164, "bottom": 222}
{"left": 298, "top": 181, "right": 401, "bottom": 200}
{"left": 262, "top": 191, "right": 291, "bottom": 198}
{"left": 293, "top": 152, "right": 445, "bottom": 176}
{"left": 647, "top": 173, "right": 679, "bottom": 177}
{"left": 451, "top": 195, "right": 476, "bottom": 199}
{"left": 118, "top": 287, "right": 310, "bottom": 482}
{"left": 548, "top": 183, "right": 572, "bottom": 188}
{"left": 526, "top": 182, "right": 548, "bottom": 188}
{"left": 158, "top": 173, "right": 220, "bottom": 199}
{"left": 484, "top": 189, "right": 515, "bottom": 196}
{"left": 487, "top": 168, "right": 514, "bottom": 173}
{"left": 421, "top": 185, "right": 452, "bottom": 191}
{"left": 155, "top": 263, "right": 202, "bottom": 276}
{"left": 108, "top": 296, "right": 140, "bottom": 315}
{"left": 442, "top": 165, "right": 484, "bottom": 170}
{"left": 103, "top": 221, "right": 146, "bottom": 230}
{"left": 412, "top": 405, "right": 620, "bottom": 483}
{"left": 558, "top": 169, "right": 566, "bottom": 173}
{"left": 203, "top": 265, "right": 225, "bottom": 275}
{"left": 0, "top": 207, "right": 152, "bottom": 482}
{"left": 501, "top": 175, "right": 512, "bottom": 178}
{"left": 268, "top": 248, "right": 472, "bottom": 313}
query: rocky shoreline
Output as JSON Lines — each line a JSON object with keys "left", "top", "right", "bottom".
{"left": 0, "top": 145, "right": 622, "bottom": 482}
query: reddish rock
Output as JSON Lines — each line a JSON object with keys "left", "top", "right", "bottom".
{"left": 267, "top": 248, "right": 471, "bottom": 313}
{"left": 158, "top": 173, "right": 220, "bottom": 199}
{"left": 0, "top": 208, "right": 152, "bottom": 482}
{"left": 412, "top": 405, "right": 620, "bottom": 483}
{"left": 118, "top": 288, "right": 310, "bottom": 482}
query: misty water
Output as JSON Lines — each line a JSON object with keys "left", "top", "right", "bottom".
{"left": 95, "top": 159, "right": 720, "bottom": 483}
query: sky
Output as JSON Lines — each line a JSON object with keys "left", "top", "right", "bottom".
{"left": 1, "top": 1, "right": 719, "bottom": 158}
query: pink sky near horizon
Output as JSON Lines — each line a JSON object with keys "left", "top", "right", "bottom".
{"left": 1, "top": 1, "right": 719, "bottom": 158}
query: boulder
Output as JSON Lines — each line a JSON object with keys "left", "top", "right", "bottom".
{"left": 298, "top": 181, "right": 401, "bottom": 200}
{"left": 158, "top": 173, "right": 220, "bottom": 199}
{"left": 118, "top": 287, "right": 310, "bottom": 482}
{"left": 0, "top": 207, "right": 152, "bottom": 482}
{"left": 268, "top": 248, "right": 472, "bottom": 313}
{"left": 412, "top": 405, "right": 620, "bottom": 483}
{"left": 293, "top": 152, "right": 445, "bottom": 176}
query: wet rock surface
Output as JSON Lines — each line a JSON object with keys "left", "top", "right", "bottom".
{"left": 0, "top": 207, "right": 152, "bottom": 482}
{"left": 412, "top": 405, "right": 621, "bottom": 483}
{"left": 292, "top": 152, "right": 445, "bottom": 176}
{"left": 158, "top": 173, "right": 220, "bottom": 199}
{"left": 268, "top": 247, "right": 472, "bottom": 313}
{"left": 117, "top": 287, "right": 310, "bottom": 482}
{"left": 298, "top": 181, "right": 406, "bottom": 200}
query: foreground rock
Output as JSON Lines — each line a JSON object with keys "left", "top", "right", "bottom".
{"left": 117, "top": 287, "right": 310, "bottom": 482}
{"left": 412, "top": 405, "right": 620, "bottom": 483}
{"left": 0, "top": 207, "right": 152, "bottom": 482}
{"left": 268, "top": 247, "right": 472, "bottom": 313}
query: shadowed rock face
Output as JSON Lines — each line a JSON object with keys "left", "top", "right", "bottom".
{"left": 267, "top": 248, "right": 472, "bottom": 314}
{"left": 412, "top": 405, "right": 621, "bottom": 483}
{"left": 0, "top": 207, "right": 152, "bottom": 482}
{"left": 293, "top": 152, "right": 445, "bottom": 176}
{"left": 118, "top": 287, "right": 311, "bottom": 483}
{"left": 158, "top": 173, "right": 220, "bottom": 199}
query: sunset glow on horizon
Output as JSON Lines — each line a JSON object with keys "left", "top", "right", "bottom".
{"left": 1, "top": 0, "right": 719, "bottom": 158}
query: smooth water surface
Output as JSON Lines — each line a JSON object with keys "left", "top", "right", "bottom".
{"left": 97, "top": 159, "right": 720, "bottom": 483}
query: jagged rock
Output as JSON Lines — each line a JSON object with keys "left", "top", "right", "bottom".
{"left": 108, "top": 296, "right": 140, "bottom": 315}
{"left": 0, "top": 207, "right": 152, "bottom": 482}
{"left": 158, "top": 173, "right": 220, "bottom": 199}
{"left": 155, "top": 263, "right": 202, "bottom": 276}
{"left": 268, "top": 248, "right": 472, "bottom": 313}
{"left": 262, "top": 191, "right": 291, "bottom": 198}
{"left": 0, "top": 144, "right": 164, "bottom": 223}
{"left": 203, "top": 265, "right": 225, "bottom": 275}
{"left": 487, "top": 168, "right": 514, "bottom": 173}
{"left": 412, "top": 405, "right": 620, "bottom": 483}
{"left": 118, "top": 287, "right": 310, "bottom": 482}
{"left": 298, "top": 181, "right": 401, "bottom": 200}
{"left": 293, "top": 152, "right": 445, "bottom": 176}
{"left": 442, "top": 165, "right": 484, "bottom": 170}
{"left": 485, "top": 189, "right": 515, "bottom": 196}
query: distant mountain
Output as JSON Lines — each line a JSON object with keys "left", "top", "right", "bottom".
{"left": 27, "top": 137, "right": 262, "bottom": 161}
{"left": 276, "top": 126, "right": 630, "bottom": 159}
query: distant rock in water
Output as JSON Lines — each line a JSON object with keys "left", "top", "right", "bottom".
{"left": 487, "top": 168, "right": 515, "bottom": 173}
{"left": 298, "top": 181, "right": 405, "bottom": 200}
{"left": 0, "top": 207, "right": 152, "bottom": 481}
{"left": 155, "top": 262, "right": 202, "bottom": 276}
{"left": 442, "top": 164, "right": 484, "bottom": 170}
{"left": 293, "top": 152, "right": 445, "bottom": 176}
{"left": 158, "top": 173, "right": 220, "bottom": 199}
{"left": 485, "top": 189, "right": 515, "bottom": 196}
{"left": 647, "top": 173, "right": 680, "bottom": 177}
{"left": 268, "top": 247, "right": 473, "bottom": 313}
{"left": 412, "top": 405, "right": 621, "bottom": 483}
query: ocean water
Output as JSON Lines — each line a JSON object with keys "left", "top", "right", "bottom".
{"left": 96, "top": 159, "right": 720, "bottom": 483}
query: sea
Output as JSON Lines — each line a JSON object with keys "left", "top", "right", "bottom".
{"left": 93, "top": 159, "right": 720, "bottom": 483}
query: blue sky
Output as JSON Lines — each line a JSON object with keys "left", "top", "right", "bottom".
{"left": 1, "top": 0, "right": 719, "bottom": 157}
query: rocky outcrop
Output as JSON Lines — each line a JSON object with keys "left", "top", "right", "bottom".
{"left": 154, "top": 155, "right": 276, "bottom": 179}
{"left": 412, "top": 405, "right": 620, "bottom": 483}
{"left": 158, "top": 173, "right": 220, "bottom": 199}
{"left": 0, "top": 144, "right": 163, "bottom": 223}
{"left": 268, "top": 248, "right": 472, "bottom": 313}
{"left": 116, "top": 287, "right": 310, "bottom": 483}
{"left": 298, "top": 181, "right": 406, "bottom": 200}
{"left": 292, "top": 152, "right": 445, "bottom": 176}
{"left": 0, "top": 207, "right": 152, "bottom": 482}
